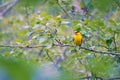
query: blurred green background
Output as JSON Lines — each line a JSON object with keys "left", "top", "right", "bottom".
{"left": 0, "top": 0, "right": 120, "bottom": 80}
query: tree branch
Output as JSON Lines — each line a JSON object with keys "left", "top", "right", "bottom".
{"left": 0, "top": 0, "right": 18, "bottom": 17}
{"left": 80, "top": 76, "right": 103, "bottom": 80}
{"left": 80, "top": 46, "right": 120, "bottom": 56}
{"left": 54, "top": 47, "right": 68, "bottom": 67}
{"left": 0, "top": 45, "right": 47, "bottom": 48}
{"left": 0, "top": 1, "right": 12, "bottom": 12}
{"left": 0, "top": 44, "right": 120, "bottom": 56}
{"left": 80, "top": 76, "right": 120, "bottom": 80}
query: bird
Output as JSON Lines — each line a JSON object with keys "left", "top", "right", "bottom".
{"left": 73, "top": 31, "right": 82, "bottom": 46}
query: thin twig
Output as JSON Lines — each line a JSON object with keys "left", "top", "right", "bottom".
{"left": 113, "top": 32, "right": 117, "bottom": 51}
{"left": 25, "top": 6, "right": 30, "bottom": 25}
{"left": 38, "top": 47, "right": 45, "bottom": 57}
{"left": 56, "top": 0, "right": 71, "bottom": 18}
{"left": 46, "top": 50, "right": 54, "bottom": 62}
{"left": 55, "top": 38, "right": 62, "bottom": 45}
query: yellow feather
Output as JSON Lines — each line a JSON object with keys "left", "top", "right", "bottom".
{"left": 73, "top": 32, "right": 82, "bottom": 46}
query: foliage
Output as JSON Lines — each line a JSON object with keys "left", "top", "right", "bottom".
{"left": 0, "top": 55, "right": 37, "bottom": 80}
{"left": 0, "top": 0, "right": 120, "bottom": 80}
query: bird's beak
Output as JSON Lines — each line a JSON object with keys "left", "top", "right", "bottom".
{"left": 73, "top": 31, "right": 76, "bottom": 34}
{"left": 74, "top": 31, "right": 77, "bottom": 34}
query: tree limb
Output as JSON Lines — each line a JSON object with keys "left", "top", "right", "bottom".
{"left": 80, "top": 76, "right": 120, "bottom": 80}
{"left": 0, "top": 1, "right": 12, "bottom": 12}
{"left": 80, "top": 76, "right": 103, "bottom": 80}
{"left": 0, "top": 44, "right": 120, "bottom": 56}
{"left": 0, "top": 45, "right": 47, "bottom": 48}
{"left": 54, "top": 47, "right": 68, "bottom": 67}
{"left": 0, "top": 0, "right": 18, "bottom": 17}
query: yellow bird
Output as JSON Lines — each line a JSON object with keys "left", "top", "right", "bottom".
{"left": 73, "top": 31, "right": 82, "bottom": 46}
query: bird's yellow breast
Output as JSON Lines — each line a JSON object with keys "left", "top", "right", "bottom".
{"left": 73, "top": 33, "right": 82, "bottom": 46}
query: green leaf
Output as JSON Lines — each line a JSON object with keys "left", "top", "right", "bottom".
{"left": 112, "top": 25, "right": 120, "bottom": 31}
{"left": 0, "top": 55, "right": 37, "bottom": 80}
{"left": 80, "top": 0, "right": 85, "bottom": 8}
{"left": 84, "top": 0, "right": 91, "bottom": 6}
{"left": 38, "top": 36, "right": 46, "bottom": 43}
{"left": 92, "top": 0, "right": 112, "bottom": 11}
{"left": 19, "top": 0, "right": 41, "bottom": 6}
{"left": 46, "top": 44, "right": 52, "bottom": 49}
{"left": 86, "top": 54, "right": 93, "bottom": 60}
{"left": 106, "top": 37, "right": 113, "bottom": 47}
{"left": 70, "top": 49, "right": 76, "bottom": 54}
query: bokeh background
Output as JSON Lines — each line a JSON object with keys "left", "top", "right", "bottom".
{"left": 0, "top": 0, "right": 120, "bottom": 80}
